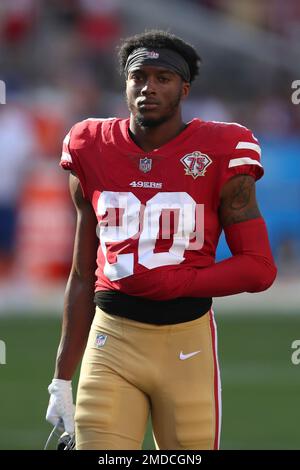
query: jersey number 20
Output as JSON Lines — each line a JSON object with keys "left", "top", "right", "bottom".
{"left": 97, "top": 191, "right": 204, "bottom": 281}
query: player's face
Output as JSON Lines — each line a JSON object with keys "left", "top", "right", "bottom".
{"left": 126, "top": 66, "right": 190, "bottom": 128}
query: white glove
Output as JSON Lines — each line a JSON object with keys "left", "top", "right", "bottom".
{"left": 46, "top": 379, "right": 75, "bottom": 434}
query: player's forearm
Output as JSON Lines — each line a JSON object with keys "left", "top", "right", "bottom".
{"left": 184, "top": 217, "right": 277, "bottom": 297}
{"left": 183, "top": 253, "right": 276, "bottom": 297}
{"left": 54, "top": 270, "right": 96, "bottom": 380}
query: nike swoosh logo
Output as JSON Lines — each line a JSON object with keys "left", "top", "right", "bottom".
{"left": 179, "top": 350, "right": 201, "bottom": 360}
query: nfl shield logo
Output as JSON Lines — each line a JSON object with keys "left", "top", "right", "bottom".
{"left": 139, "top": 157, "right": 152, "bottom": 173}
{"left": 95, "top": 333, "right": 107, "bottom": 349}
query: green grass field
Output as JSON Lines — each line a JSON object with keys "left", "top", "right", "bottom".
{"left": 1, "top": 311, "right": 300, "bottom": 449}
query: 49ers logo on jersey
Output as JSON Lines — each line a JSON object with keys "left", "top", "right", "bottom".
{"left": 180, "top": 151, "right": 212, "bottom": 179}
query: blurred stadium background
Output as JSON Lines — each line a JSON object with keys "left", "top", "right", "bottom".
{"left": 0, "top": 0, "right": 300, "bottom": 450}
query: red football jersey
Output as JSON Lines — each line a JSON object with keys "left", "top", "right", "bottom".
{"left": 60, "top": 117, "right": 263, "bottom": 300}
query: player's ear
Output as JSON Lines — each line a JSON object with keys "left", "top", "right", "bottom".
{"left": 181, "top": 81, "right": 190, "bottom": 100}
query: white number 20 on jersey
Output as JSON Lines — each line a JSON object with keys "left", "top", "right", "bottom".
{"left": 97, "top": 191, "right": 204, "bottom": 281}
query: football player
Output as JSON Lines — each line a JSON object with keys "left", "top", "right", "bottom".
{"left": 46, "top": 30, "right": 277, "bottom": 450}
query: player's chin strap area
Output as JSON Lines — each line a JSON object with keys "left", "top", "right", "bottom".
{"left": 44, "top": 419, "right": 75, "bottom": 450}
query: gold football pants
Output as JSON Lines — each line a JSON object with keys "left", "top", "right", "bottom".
{"left": 75, "top": 307, "right": 221, "bottom": 450}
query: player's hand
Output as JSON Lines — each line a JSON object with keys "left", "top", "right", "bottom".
{"left": 46, "top": 379, "right": 75, "bottom": 434}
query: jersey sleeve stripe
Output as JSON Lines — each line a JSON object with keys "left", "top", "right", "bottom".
{"left": 61, "top": 151, "right": 72, "bottom": 163}
{"left": 228, "top": 157, "right": 263, "bottom": 168}
{"left": 235, "top": 141, "right": 261, "bottom": 156}
{"left": 63, "top": 134, "right": 70, "bottom": 145}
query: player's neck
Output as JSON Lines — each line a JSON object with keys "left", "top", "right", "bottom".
{"left": 129, "top": 114, "right": 187, "bottom": 153}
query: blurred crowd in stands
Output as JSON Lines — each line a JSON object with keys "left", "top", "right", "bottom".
{"left": 192, "top": 0, "right": 300, "bottom": 39}
{"left": 0, "top": 0, "right": 299, "bottom": 284}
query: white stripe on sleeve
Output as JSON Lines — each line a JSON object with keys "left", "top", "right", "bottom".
{"left": 63, "top": 134, "right": 70, "bottom": 145}
{"left": 235, "top": 141, "right": 261, "bottom": 157}
{"left": 61, "top": 151, "right": 72, "bottom": 163}
{"left": 228, "top": 157, "right": 263, "bottom": 168}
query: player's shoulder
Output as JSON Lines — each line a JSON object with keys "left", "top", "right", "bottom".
{"left": 68, "top": 117, "right": 118, "bottom": 150}
{"left": 202, "top": 120, "right": 263, "bottom": 182}
{"left": 201, "top": 119, "right": 259, "bottom": 147}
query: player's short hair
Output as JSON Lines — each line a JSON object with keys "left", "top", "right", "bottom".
{"left": 118, "top": 30, "right": 202, "bottom": 83}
